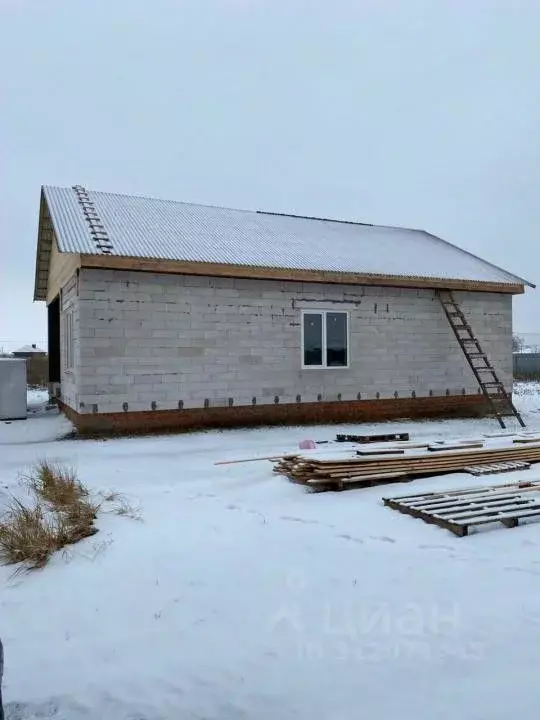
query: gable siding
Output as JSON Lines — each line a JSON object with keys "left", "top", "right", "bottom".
{"left": 67, "top": 269, "right": 513, "bottom": 415}
{"left": 46, "top": 239, "right": 81, "bottom": 304}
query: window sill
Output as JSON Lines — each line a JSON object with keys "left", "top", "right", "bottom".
{"left": 301, "top": 365, "right": 351, "bottom": 370}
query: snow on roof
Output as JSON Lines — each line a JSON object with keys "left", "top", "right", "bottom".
{"left": 42, "top": 185, "right": 531, "bottom": 286}
{"left": 15, "top": 344, "right": 45, "bottom": 354}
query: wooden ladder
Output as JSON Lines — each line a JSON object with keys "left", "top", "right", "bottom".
{"left": 437, "top": 289, "right": 525, "bottom": 429}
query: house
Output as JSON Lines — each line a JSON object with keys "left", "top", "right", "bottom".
{"left": 33, "top": 185, "right": 533, "bottom": 434}
{"left": 12, "top": 343, "right": 46, "bottom": 359}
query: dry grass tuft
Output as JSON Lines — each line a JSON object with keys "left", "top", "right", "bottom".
{"left": 25, "top": 460, "right": 88, "bottom": 508}
{"left": 58, "top": 498, "right": 100, "bottom": 545}
{"left": 0, "top": 461, "right": 139, "bottom": 572}
{"left": 1, "top": 462, "right": 98, "bottom": 572}
{"left": 0, "top": 498, "right": 61, "bottom": 570}
{"left": 108, "top": 495, "right": 142, "bottom": 521}
{"left": 99, "top": 490, "right": 142, "bottom": 521}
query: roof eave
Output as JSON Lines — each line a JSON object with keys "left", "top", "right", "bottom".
{"left": 421, "top": 231, "right": 535, "bottom": 289}
{"left": 79, "top": 253, "right": 527, "bottom": 294}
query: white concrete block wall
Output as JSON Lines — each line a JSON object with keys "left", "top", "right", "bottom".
{"left": 59, "top": 273, "right": 80, "bottom": 409}
{"left": 68, "top": 268, "right": 513, "bottom": 414}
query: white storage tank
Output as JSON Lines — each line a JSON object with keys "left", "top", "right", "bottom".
{"left": 0, "top": 358, "right": 27, "bottom": 420}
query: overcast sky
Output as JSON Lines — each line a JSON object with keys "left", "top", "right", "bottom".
{"left": 1, "top": 0, "right": 539, "bottom": 352}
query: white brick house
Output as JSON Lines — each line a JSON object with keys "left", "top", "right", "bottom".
{"left": 33, "top": 185, "right": 533, "bottom": 433}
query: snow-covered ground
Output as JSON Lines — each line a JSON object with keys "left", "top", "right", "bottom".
{"left": 2, "top": 388, "right": 540, "bottom": 719}
{"left": 26, "top": 388, "right": 49, "bottom": 410}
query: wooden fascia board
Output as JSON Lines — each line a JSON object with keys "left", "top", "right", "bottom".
{"left": 79, "top": 254, "right": 525, "bottom": 295}
{"left": 33, "top": 190, "right": 51, "bottom": 301}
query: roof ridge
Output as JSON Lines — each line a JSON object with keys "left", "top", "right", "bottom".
{"left": 257, "top": 210, "right": 377, "bottom": 228}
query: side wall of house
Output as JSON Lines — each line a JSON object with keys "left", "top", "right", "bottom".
{"left": 72, "top": 268, "right": 512, "bottom": 415}
{"left": 57, "top": 273, "right": 81, "bottom": 409}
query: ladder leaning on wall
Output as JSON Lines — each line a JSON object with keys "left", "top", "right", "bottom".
{"left": 436, "top": 289, "right": 525, "bottom": 429}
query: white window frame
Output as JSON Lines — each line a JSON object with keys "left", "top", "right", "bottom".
{"left": 63, "top": 311, "right": 74, "bottom": 372}
{"left": 301, "top": 309, "right": 350, "bottom": 370}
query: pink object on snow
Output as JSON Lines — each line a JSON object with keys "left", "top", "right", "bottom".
{"left": 299, "top": 439, "right": 317, "bottom": 450}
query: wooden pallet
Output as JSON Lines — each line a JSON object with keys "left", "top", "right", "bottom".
{"left": 383, "top": 480, "right": 540, "bottom": 536}
{"left": 464, "top": 461, "right": 530, "bottom": 476}
{"left": 274, "top": 442, "right": 540, "bottom": 491}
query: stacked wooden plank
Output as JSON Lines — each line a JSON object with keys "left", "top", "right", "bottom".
{"left": 274, "top": 441, "right": 540, "bottom": 491}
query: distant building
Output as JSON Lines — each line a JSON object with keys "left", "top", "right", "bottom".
{"left": 13, "top": 344, "right": 47, "bottom": 359}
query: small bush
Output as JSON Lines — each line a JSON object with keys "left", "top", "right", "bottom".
{"left": 0, "top": 498, "right": 61, "bottom": 570}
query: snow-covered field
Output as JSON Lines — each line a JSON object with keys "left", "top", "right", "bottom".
{"left": 2, "top": 386, "right": 540, "bottom": 719}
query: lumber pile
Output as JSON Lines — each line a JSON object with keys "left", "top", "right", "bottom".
{"left": 274, "top": 441, "right": 540, "bottom": 491}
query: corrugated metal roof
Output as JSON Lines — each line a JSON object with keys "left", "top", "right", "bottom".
{"left": 42, "top": 185, "right": 530, "bottom": 286}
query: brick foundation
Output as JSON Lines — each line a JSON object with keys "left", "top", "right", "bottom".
{"left": 58, "top": 394, "right": 490, "bottom": 436}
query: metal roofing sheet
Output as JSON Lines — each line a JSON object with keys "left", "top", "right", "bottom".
{"left": 42, "top": 185, "right": 529, "bottom": 285}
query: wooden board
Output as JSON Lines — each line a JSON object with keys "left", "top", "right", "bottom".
{"left": 308, "top": 471, "right": 407, "bottom": 488}
{"left": 356, "top": 448, "right": 405, "bottom": 456}
{"left": 427, "top": 441, "right": 484, "bottom": 451}
{"left": 336, "top": 432, "right": 410, "bottom": 444}
{"left": 79, "top": 253, "right": 525, "bottom": 294}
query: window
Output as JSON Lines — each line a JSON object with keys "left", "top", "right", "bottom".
{"left": 302, "top": 310, "right": 349, "bottom": 368}
{"left": 63, "top": 311, "right": 74, "bottom": 371}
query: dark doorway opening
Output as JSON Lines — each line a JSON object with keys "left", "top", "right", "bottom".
{"left": 48, "top": 297, "right": 60, "bottom": 383}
